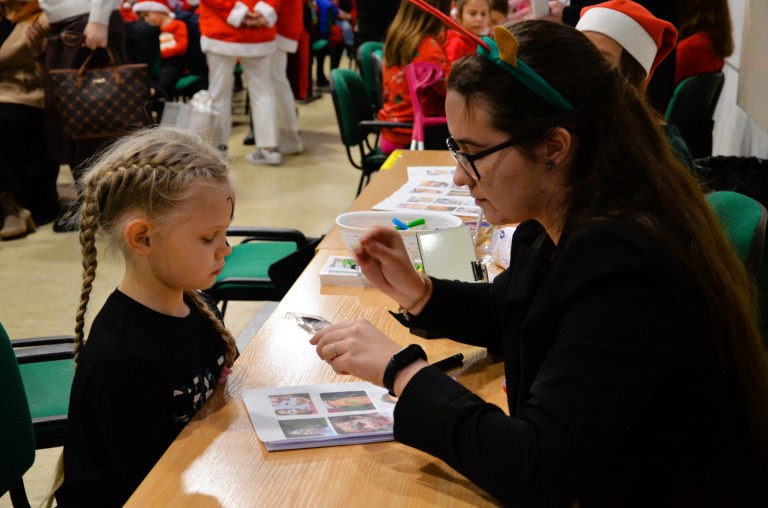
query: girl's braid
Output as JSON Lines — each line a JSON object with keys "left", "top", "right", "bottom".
{"left": 185, "top": 290, "right": 238, "bottom": 367}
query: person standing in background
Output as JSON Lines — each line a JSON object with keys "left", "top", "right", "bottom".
{"left": 38, "top": 0, "right": 126, "bottom": 232}
{"left": 675, "top": 0, "right": 732, "bottom": 86}
{"left": 0, "top": 0, "right": 59, "bottom": 237}
{"left": 199, "top": 0, "right": 282, "bottom": 165}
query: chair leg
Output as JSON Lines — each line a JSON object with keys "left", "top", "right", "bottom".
{"left": 220, "top": 300, "right": 228, "bottom": 318}
{"left": 356, "top": 172, "right": 366, "bottom": 196}
{"left": 9, "top": 479, "right": 32, "bottom": 508}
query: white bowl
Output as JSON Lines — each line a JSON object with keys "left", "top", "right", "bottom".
{"left": 336, "top": 210, "right": 464, "bottom": 261}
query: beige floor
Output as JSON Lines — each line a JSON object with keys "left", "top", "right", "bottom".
{"left": 0, "top": 81, "right": 363, "bottom": 507}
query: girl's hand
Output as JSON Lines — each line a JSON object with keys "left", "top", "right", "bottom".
{"left": 353, "top": 227, "right": 429, "bottom": 312}
{"left": 83, "top": 22, "right": 108, "bottom": 49}
{"left": 310, "top": 319, "right": 402, "bottom": 385}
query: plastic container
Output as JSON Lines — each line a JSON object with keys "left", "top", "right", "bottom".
{"left": 336, "top": 210, "right": 464, "bottom": 261}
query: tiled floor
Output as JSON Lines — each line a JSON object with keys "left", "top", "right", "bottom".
{"left": 0, "top": 79, "right": 365, "bottom": 507}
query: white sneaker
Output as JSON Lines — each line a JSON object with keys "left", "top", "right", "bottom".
{"left": 245, "top": 148, "right": 282, "bottom": 165}
{"left": 278, "top": 137, "right": 304, "bottom": 155}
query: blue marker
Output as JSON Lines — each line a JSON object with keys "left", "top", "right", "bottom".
{"left": 392, "top": 217, "right": 409, "bottom": 230}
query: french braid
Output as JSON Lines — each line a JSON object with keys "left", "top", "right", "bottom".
{"left": 73, "top": 127, "right": 233, "bottom": 364}
{"left": 186, "top": 290, "right": 238, "bottom": 367}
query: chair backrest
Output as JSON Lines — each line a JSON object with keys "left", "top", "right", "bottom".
{"left": 705, "top": 190, "right": 767, "bottom": 276}
{"left": 664, "top": 71, "right": 725, "bottom": 159}
{"left": 330, "top": 68, "right": 374, "bottom": 148}
{"left": 404, "top": 61, "right": 447, "bottom": 150}
{"left": 357, "top": 41, "right": 384, "bottom": 114}
{"left": 0, "top": 322, "right": 35, "bottom": 497}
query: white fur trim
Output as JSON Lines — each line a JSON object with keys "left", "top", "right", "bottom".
{"left": 576, "top": 7, "right": 656, "bottom": 76}
{"left": 133, "top": 1, "right": 174, "bottom": 17}
{"left": 276, "top": 34, "right": 298, "bottom": 53}
{"left": 227, "top": 1, "right": 250, "bottom": 27}
{"left": 254, "top": 1, "right": 277, "bottom": 27}
{"left": 201, "top": 36, "right": 277, "bottom": 58}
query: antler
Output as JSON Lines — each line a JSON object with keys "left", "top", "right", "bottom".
{"left": 408, "top": 0, "right": 490, "bottom": 51}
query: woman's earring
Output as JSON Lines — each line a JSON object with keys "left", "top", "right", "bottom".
{"left": 546, "top": 161, "right": 558, "bottom": 170}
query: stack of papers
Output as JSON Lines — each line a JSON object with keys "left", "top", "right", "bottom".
{"left": 372, "top": 166, "right": 481, "bottom": 217}
{"left": 243, "top": 382, "right": 396, "bottom": 451}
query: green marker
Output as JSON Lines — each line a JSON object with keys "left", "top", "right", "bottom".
{"left": 406, "top": 218, "right": 425, "bottom": 228}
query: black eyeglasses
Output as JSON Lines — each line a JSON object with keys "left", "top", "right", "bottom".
{"left": 446, "top": 135, "right": 527, "bottom": 181}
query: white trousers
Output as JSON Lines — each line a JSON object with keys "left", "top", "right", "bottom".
{"left": 270, "top": 50, "right": 299, "bottom": 135}
{"left": 206, "top": 51, "right": 277, "bottom": 148}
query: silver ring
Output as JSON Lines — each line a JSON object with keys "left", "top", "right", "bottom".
{"left": 331, "top": 342, "right": 339, "bottom": 359}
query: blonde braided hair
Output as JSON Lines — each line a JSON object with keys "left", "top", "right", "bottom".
{"left": 73, "top": 127, "right": 237, "bottom": 366}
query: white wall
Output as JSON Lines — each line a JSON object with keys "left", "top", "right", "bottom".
{"left": 711, "top": 0, "right": 768, "bottom": 157}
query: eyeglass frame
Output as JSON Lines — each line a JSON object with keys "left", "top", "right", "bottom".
{"left": 447, "top": 134, "right": 539, "bottom": 181}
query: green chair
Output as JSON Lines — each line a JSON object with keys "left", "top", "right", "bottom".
{"left": 329, "top": 69, "right": 412, "bottom": 195}
{"left": 1, "top": 322, "right": 59, "bottom": 508}
{"left": 203, "top": 227, "right": 321, "bottom": 316}
{"left": 705, "top": 190, "right": 767, "bottom": 276}
{"left": 665, "top": 71, "right": 724, "bottom": 159}
{"left": 357, "top": 41, "right": 384, "bottom": 115}
{"left": 706, "top": 191, "right": 768, "bottom": 347}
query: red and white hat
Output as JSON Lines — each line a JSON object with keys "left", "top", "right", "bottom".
{"left": 133, "top": 0, "right": 175, "bottom": 17}
{"left": 576, "top": 0, "right": 677, "bottom": 79}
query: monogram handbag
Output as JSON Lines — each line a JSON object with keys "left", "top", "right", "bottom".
{"left": 49, "top": 48, "right": 151, "bottom": 139}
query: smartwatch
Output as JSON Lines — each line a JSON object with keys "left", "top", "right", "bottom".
{"left": 383, "top": 344, "right": 427, "bottom": 396}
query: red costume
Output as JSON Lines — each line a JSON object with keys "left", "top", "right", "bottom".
{"left": 675, "top": 32, "right": 724, "bottom": 86}
{"left": 444, "top": 29, "right": 477, "bottom": 62}
{"left": 378, "top": 35, "right": 451, "bottom": 146}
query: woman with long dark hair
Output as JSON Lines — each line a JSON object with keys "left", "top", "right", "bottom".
{"left": 312, "top": 19, "right": 768, "bottom": 506}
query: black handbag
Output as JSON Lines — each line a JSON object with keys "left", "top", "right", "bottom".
{"left": 49, "top": 48, "right": 151, "bottom": 139}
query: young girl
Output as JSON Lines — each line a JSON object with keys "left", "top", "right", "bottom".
{"left": 53, "top": 128, "right": 239, "bottom": 507}
{"left": 444, "top": 0, "right": 490, "bottom": 62}
{"left": 377, "top": 0, "right": 452, "bottom": 154}
{"left": 676, "top": 0, "right": 733, "bottom": 85}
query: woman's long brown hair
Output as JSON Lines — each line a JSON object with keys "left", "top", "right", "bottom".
{"left": 449, "top": 20, "right": 768, "bottom": 454}
{"left": 679, "top": 0, "right": 734, "bottom": 58}
{"left": 383, "top": 0, "right": 452, "bottom": 67}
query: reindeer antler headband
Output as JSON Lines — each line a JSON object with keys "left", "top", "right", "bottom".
{"left": 408, "top": 0, "right": 574, "bottom": 112}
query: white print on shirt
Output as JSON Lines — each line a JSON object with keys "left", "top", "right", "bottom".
{"left": 159, "top": 32, "right": 177, "bottom": 52}
{"left": 171, "top": 355, "right": 224, "bottom": 423}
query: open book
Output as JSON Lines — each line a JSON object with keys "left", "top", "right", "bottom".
{"left": 243, "top": 382, "right": 396, "bottom": 451}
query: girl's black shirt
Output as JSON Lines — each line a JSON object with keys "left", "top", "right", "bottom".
{"left": 55, "top": 290, "right": 226, "bottom": 507}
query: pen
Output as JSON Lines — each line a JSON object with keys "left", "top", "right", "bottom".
{"left": 432, "top": 353, "right": 464, "bottom": 372}
{"left": 393, "top": 217, "right": 409, "bottom": 230}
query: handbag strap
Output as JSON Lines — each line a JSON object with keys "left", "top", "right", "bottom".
{"left": 76, "top": 47, "right": 121, "bottom": 88}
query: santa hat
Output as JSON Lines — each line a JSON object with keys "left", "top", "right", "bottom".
{"left": 133, "top": 0, "right": 175, "bottom": 17}
{"left": 576, "top": 0, "right": 677, "bottom": 79}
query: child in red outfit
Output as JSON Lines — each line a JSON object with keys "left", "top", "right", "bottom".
{"left": 377, "top": 0, "right": 452, "bottom": 154}
{"left": 133, "top": 0, "right": 189, "bottom": 99}
{"left": 444, "top": 0, "right": 490, "bottom": 62}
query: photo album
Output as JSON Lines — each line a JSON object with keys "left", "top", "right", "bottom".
{"left": 242, "top": 382, "right": 396, "bottom": 451}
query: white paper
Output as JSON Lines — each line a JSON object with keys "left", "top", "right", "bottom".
{"left": 372, "top": 166, "right": 481, "bottom": 217}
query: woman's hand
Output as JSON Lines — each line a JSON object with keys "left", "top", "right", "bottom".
{"left": 25, "top": 21, "right": 47, "bottom": 58}
{"left": 83, "top": 22, "right": 108, "bottom": 49}
{"left": 310, "top": 319, "right": 402, "bottom": 385}
{"left": 354, "top": 227, "right": 430, "bottom": 312}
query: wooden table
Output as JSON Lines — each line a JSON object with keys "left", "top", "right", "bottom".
{"left": 126, "top": 151, "right": 505, "bottom": 507}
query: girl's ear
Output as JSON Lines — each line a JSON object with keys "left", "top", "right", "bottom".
{"left": 124, "top": 218, "right": 153, "bottom": 256}
{"left": 539, "top": 127, "right": 572, "bottom": 167}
